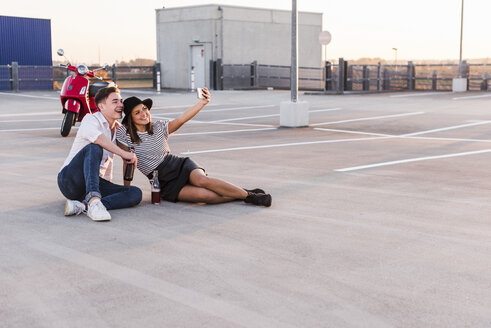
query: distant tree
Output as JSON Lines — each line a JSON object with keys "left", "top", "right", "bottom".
{"left": 52, "top": 59, "right": 65, "bottom": 65}
{"left": 348, "top": 57, "right": 387, "bottom": 64}
{"left": 345, "top": 57, "right": 491, "bottom": 65}
{"left": 116, "top": 58, "right": 156, "bottom": 66}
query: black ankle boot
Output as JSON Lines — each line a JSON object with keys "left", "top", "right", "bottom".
{"left": 243, "top": 188, "right": 266, "bottom": 194}
{"left": 244, "top": 192, "right": 272, "bottom": 207}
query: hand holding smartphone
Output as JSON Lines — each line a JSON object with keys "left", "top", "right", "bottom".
{"left": 197, "top": 87, "right": 209, "bottom": 101}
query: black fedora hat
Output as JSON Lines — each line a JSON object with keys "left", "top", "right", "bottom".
{"left": 122, "top": 96, "right": 153, "bottom": 124}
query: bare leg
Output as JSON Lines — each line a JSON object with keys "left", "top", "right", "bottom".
{"left": 188, "top": 169, "right": 248, "bottom": 199}
{"left": 177, "top": 185, "right": 235, "bottom": 204}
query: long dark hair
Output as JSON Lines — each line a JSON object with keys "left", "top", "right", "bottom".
{"left": 123, "top": 109, "right": 154, "bottom": 144}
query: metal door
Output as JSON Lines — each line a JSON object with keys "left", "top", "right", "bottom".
{"left": 191, "top": 45, "right": 205, "bottom": 89}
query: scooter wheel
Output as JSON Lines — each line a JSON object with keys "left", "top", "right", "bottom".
{"left": 61, "top": 111, "right": 76, "bottom": 137}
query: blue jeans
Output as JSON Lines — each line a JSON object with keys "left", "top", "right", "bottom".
{"left": 57, "top": 143, "right": 142, "bottom": 210}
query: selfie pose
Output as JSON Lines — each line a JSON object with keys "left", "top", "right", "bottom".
{"left": 116, "top": 88, "right": 272, "bottom": 206}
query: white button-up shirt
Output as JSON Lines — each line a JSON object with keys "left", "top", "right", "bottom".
{"left": 60, "top": 112, "right": 120, "bottom": 181}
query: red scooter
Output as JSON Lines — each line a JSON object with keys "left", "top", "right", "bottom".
{"left": 57, "top": 49, "right": 113, "bottom": 137}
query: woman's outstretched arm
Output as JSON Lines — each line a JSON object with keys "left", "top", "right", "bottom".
{"left": 168, "top": 88, "right": 210, "bottom": 134}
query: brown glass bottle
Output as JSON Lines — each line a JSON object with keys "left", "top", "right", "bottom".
{"left": 151, "top": 170, "right": 161, "bottom": 204}
{"left": 123, "top": 146, "right": 135, "bottom": 182}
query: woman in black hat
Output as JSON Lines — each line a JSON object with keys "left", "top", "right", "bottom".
{"left": 116, "top": 88, "right": 271, "bottom": 206}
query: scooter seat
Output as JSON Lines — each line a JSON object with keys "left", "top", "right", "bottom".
{"left": 89, "top": 82, "right": 110, "bottom": 97}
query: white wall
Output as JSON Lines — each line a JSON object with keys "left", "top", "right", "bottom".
{"left": 156, "top": 8, "right": 216, "bottom": 89}
{"left": 221, "top": 6, "right": 322, "bottom": 67}
{"left": 156, "top": 5, "right": 322, "bottom": 89}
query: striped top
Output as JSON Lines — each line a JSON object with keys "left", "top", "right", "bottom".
{"left": 116, "top": 120, "right": 171, "bottom": 176}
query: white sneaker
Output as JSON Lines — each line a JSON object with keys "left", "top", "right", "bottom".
{"left": 64, "top": 199, "right": 86, "bottom": 216}
{"left": 86, "top": 199, "right": 111, "bottom": 222}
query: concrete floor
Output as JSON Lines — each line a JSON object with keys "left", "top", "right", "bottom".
{"left": 1, "top": 89, "right": 491, "bottom": 327}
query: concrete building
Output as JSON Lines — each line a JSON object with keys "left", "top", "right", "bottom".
{"left": 156, "top": 4, "right": 323, "bottom": 89}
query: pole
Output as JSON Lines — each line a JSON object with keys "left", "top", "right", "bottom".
{"left": 392, "top": 47, "right": 398, "bottom": 73}
{"left": 11, "top": 62, "right": 19, "bottom": 92}
{"left": 218, "top": 6, "right": 224, "bottom": 62}
{"left": 291, "top": 0, "right": 298, "bottom": 102}
{"left": 395, "top": 49, "right": 397, "bottom": 72}
{"left": 459, "top": 0, "right": 464, "bottom": 77}
{"left": 156, "top": 71, "right": 161, "bottom": 94}
{"left": 191, "top": 69, "right": 195, "bottom": 91}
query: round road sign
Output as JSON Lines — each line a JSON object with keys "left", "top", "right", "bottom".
{"left": 319, "top": 31, "right": 332, "bottom": 45}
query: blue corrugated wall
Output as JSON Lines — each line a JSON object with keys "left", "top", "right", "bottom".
{"left": 0, "top": 15, "right": 53, "bottom": 90}
{"left": 0, "top": 67, "right": 9, "bottom": 90}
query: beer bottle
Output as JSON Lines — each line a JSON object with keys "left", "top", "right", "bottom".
{"left": 151, "top": 170, "right": 161, "bottom": 204}
{"left": 123, "top": 146, "right": 135, "bottom": 181}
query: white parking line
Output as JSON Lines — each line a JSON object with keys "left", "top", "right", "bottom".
{"left": 181, "top": 136, "right": 391, "bottom": 155}
{"left": 0, "top": 127, "right": 78, "bottom": 132}
{"left": 0, "top": 111, "right": 59, "bottom": 118}
{"left": 452, "top": 94, "right": 491, "bottom": 101}
{"left": 336, "top": 149, "right": 491, "bottom": 172}
{"left": 179, "top": 118, "right": 491, "bottom": 155}
{"left": 315, "top": 127, "right": 491, "bottom": 143}
{"left": 0, "top": 92, "right": 58, "bottom": 100}
{"left": 410, "top": 136, "right": 491, "bottom": 143}
{"left": 120, "top": 89, "right": 163, "bottom": 95}
{"left": 310, "top": 108, "right": 342, "bottom": 113}
{"left": 193, "top": 121, "right": 274, "bottom": 128}
{"left": 152, "top": 103, "right": 225, "bottom": 110}
{"left": 181, "top": 113, "right": 491, "bottom": 155}
{"left": 174, "top": 127, "right": 277, "bottom": 136}
{"left": 0, "top": 104, "right": 272, "bottom": 120}
{"left": 199, "top": 104, "right": 276, "bottom": 113}
{"left": 151, "top": 115, "right": 274, "bottom": 128}
{"left": 310, "top": 111, "right": 424, "bottom": 126}
{"left": 401, "top": 120, "right": 491, "bottom": 137}
{"left": 210, "top": 113, "right": 282, "bottom": 123}
{"left": 314, "top": 127, "right": 394, "bottom": 137}
{"left": 156, "top": 104, "right": 276, "bottom": 116}
{"left": 0, "top": 122, "right": 274, "bottom": 133}
{"left": 210, "top": 108, "right": 341, "bottom": 123}
{"left": 390, "top": 92, "right": 452, "bottom": 98}
{"left": 0, "top": 118, "right": 60, "bottom": 123}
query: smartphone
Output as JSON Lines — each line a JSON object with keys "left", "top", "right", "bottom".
{"left": 197, "top": 88, "right": 205, "bottom": 99}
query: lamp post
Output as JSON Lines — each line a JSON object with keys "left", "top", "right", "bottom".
{"left": 458, "top": 0, "right": 464, "bottom": 77}
{"left": 392, "top": 47, "right": 398, "bottom": 73}
{"left": 290, "top": 0, "right": 298, "bottom": 102}
{"left": 452, "top": 0, "right": 466, "bottom": 91}
{"left": 279, "top": 0, "right": 309, "bottom": 127}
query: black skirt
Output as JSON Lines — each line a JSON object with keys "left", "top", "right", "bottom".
{"left": 148, "top": 154, "right": 204, "bottom": 202}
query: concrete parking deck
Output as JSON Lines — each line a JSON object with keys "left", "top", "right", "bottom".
{"left": 1, "top": 89, "right": 491, "bottom": 327}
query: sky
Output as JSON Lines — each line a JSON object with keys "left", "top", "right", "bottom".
{"left": 2, "top": 0, "right": 490, "bottom": 65}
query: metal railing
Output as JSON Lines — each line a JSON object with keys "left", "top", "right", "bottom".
{"left": 216, "top": 59, "right": 491, "bottom": 92}
{"left": 0, "top": 62, "right": 160, "bottom": 91}
{"left": 3, "top": 60, "right": 491, "bottom": 92}
{"left": 218, "top": 61, "right": 324, "bottom": 91}
{"left": 335, "top": 60, "right": 491, "bottom": 92}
